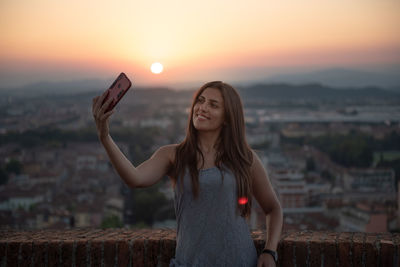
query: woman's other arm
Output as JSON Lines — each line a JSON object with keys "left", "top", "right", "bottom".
{"left": 251, "top": 151, "right": 283, "bottom": 266}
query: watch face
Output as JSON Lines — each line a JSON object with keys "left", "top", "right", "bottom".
{"left": 272, "top": 251, "right": 278, "bottom": 262}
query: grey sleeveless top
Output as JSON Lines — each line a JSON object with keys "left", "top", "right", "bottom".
{"left": 169, "top": 166, "right": 258, "bottom": 267}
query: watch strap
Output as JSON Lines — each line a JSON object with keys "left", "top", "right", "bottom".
{"left": 262, "top": 249, "right": 278, "bottom": 263}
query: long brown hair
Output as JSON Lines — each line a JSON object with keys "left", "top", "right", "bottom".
{"left": 170, "top": 81, "right": 254, "bottom": 218}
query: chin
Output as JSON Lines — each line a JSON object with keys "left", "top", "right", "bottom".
{"left": 193, "top": 117, "right": 223, "bottom": 131}
{"left": 193, "top": 123, "right": 221, "bottom": 132}
{"left": 193, "top": 124, "right": 207, "bottom": 131}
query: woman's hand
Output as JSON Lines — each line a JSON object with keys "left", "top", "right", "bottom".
{"left": 92, "top": 90, "right": 115, "bottom": 142}
{"left": 257, "top": 253, "right": 276, "bottom": 267}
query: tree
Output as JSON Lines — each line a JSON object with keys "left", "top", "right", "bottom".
{"left": 309, "top": 133, "right": 373, "bottom": 168}
{"left": 306, "top": 157, "right": 316, "bottom": 171}
{"left": 0, "top": 168, "right": 8, "bottom": 185}
{"left": 377, "top": 159, "right": 400, "bottom": 192}
{"left": 130, "top": 183, "right": 171, "bottom": 226}
{"left": 101, "top": 215, "right": 123, "bottom": 228}
{"left": 5, "top": 159, "right": 22, "bottom": 175}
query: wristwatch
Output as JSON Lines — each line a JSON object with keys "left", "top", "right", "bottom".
{"left": 262, "top": 249, "right": 278, "bottom": 263}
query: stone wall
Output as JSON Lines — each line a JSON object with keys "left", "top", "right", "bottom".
{"left": 0, "top": 229, "right": 398, "bottom": 266}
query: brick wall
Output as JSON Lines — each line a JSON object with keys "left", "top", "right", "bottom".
{"left": 0, "top": 229, "right": 398, "bottom": 266}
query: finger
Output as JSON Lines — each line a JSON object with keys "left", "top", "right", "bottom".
{"left": 92, "top": 96, "right": 101, "bottom": 114}
{"left": 92, "top": 96, "right": 99, "bottom": 107}
{"left": 101, "top": 109, "right": 115, "bottom": 121}
{"left": 100, "top": 97, "right": 114, "bottom": 114}
{"left": 93, "top": 110, "right": 99, "bottom": 121}
{"left": 98, "top": 102, "right": 113, "bottom": 119}
{"left": 95, "top": 91, "right": 109, "bottom": 111}
{"left": 93, "top": 96, "right": 105, "bottom": 117}
{"left": 100, "top": 90, "right": 110, "bottom": 102}
{"left": 93, "top": 95, "right": 104, "bottom": 113}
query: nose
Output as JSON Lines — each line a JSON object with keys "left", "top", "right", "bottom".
{"left": 198, "top": 101, "right": 208, "bottom": 112}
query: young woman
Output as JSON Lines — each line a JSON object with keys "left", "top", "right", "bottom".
{"left": 92, "top": 81, "right": 283, "bottom": 267}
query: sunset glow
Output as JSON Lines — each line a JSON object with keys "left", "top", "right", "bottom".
{"left": 0, "top": 0, "right": 399, "bottom": 88}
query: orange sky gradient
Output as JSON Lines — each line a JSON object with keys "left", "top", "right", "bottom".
{"left": 0, "top": 0, "right": 399, "bottom": 88}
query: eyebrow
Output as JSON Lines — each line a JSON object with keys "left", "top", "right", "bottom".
{"left": 198, "top": 95, "right": 221, "bottom": 104}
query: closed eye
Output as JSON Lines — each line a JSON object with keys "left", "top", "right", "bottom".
{"left": 196, "top": 96, "right": 205, "bottom": 103}
{"left": 196, "top": 96, "right": 220, "bottom": 108}
{"left": 209, "top": 99, "right": 220, "bottom": 108}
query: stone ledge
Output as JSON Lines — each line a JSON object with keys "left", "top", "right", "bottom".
{"left": 0, "top": 229, "right": 398, "bottom": 266}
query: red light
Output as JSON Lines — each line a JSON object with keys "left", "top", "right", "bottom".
{"left": 238, "top": 197, "right": 248, "bottom": 205}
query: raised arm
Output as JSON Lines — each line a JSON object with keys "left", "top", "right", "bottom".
{"left": 101, "top": 137, "right": 175, "bottom": 188}
{"left": 92, "top": 90, "right": 175, "bottom": 188}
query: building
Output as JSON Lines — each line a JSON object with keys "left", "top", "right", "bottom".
{"left": 338, "top": 204, "right": 388, "bottom": 232}
{"left": 343, "top": 168, "right": 395, "bottom": 193}
{"left": 271, "top": 169, "right": 308, "bottom": 209}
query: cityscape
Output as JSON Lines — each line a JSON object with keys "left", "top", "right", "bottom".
{"left": 0, "top": 82, "right": 399, "bottom": 233}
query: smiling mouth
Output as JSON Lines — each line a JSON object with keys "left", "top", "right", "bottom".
{"left": 196, "top": 114, "right": 209, "bottom": 120}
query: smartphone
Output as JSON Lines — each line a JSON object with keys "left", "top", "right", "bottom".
{"left": 102, "top": 72, "right": 132, "bottom": 113}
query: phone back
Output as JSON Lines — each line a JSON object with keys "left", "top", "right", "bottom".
{"left": 104, "top": 72, "right": 132, "bottom": 112}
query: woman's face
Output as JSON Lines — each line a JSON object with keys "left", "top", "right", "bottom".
{"left": 192, "top": 87, "right": 225, "bottom": 132}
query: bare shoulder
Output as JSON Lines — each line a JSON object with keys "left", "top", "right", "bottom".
{"left": 250, "top": 149, "right": 261, "bottom": 165}
{"left": 157, "top": 144, "right": 178, "bottom": 163}
{"left": 250, "top": 149, "right": 265, "bottom": 173}
{"left": 159, "top": 143, "right": 178, "bottom": 154}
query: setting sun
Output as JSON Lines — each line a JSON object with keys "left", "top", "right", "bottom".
{"left": 0, "top": 1, "right": 399, "bottom": 87}
{"left": 151, "top": 62, "right": 164, "bottom": 74}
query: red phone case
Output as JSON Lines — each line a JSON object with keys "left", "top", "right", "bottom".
{"left": 102, "top": 72, "right": 132, "bottom": 112}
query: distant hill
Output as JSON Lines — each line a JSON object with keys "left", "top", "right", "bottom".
{"left": 237, "top": 83, "right": 400, "bottom": 103}
{"left": 265, "top": 68, "right": 400, "bottom": 90}
{"left": 1, "top": 79, "right": 399, "bottom": 104}
{"left": 0, "top": 79, "right": 108, "bottom": 97}
{"left": 0, "top": 79, "right": 187, "bottom": 98}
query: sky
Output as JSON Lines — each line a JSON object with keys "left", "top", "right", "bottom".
{"left": 0, "top": 0, "right": 399, "bottom": 89}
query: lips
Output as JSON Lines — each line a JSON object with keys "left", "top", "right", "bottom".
{"left": 196, "top": 113, "right": 210, "bottom": 120}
